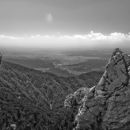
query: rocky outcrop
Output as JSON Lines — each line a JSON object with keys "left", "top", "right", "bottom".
{"left": 64, "top": 48, "right": 130, "bottom": 130}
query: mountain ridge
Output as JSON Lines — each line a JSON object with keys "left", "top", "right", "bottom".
{"left": 65, "top": 48, "right": 130, "bottom": 130}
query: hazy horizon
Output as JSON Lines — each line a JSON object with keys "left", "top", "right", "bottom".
{"left": 0, "top": 0, "right": 130, "bottom": 50}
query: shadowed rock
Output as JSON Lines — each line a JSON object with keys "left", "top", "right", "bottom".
{"left": 64, "top": 48, "right": 130, "bottom": 130}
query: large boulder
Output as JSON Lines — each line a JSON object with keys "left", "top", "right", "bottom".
{"left": 64, "top": 48, "right": 130, "bottom": 130}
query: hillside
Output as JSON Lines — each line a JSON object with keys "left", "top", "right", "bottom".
{"left": 0, "top": 60, "right": 102, "bottom": 130}
{"left": 5, "top": 52, "right": 107, "bottom": 77}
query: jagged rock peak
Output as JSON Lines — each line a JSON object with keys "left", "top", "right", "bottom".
{"left": 97, "top": 48, "right": 130, "bottom": 92}
{"left": 64, "top": 48, "right": 130, "bottom": 130}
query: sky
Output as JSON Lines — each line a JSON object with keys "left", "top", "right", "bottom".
{"left": 0, "top": 0, "right": 130, "bottom": 50}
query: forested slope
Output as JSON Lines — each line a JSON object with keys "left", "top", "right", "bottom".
{"left": 0, "top": 61, "right": 102, "bottom": 130}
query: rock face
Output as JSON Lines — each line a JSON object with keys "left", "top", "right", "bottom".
{"left": 65, "top": 48, "right": 130, "bottom": 130}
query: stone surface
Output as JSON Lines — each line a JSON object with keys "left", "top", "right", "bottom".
{"left": 64, "top": 48, "right": 130, "bottom": 130}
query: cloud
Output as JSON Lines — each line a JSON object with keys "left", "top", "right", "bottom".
{"left": 0, "top": 31, "right": 130, "bottom": 49}
{"left": 0, "top": 35, "right": 24, "bottom": 40}
{"left": 45, "top": 13, "right": 53, "bottom": 23}
{"left": 1, "top": 31, "right": 130, "bottom": 41}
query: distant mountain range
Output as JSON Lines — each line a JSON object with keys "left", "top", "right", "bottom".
{"left": 5, "top": 55, "right": 107, "bottom": 77}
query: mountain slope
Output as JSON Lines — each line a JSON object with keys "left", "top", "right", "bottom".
{"left": 0, "top": 60, "right": 102, "bottom": 130}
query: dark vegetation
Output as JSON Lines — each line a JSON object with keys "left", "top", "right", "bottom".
{"left": 0, "top": 61, "right": 102, "bottom": 130}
